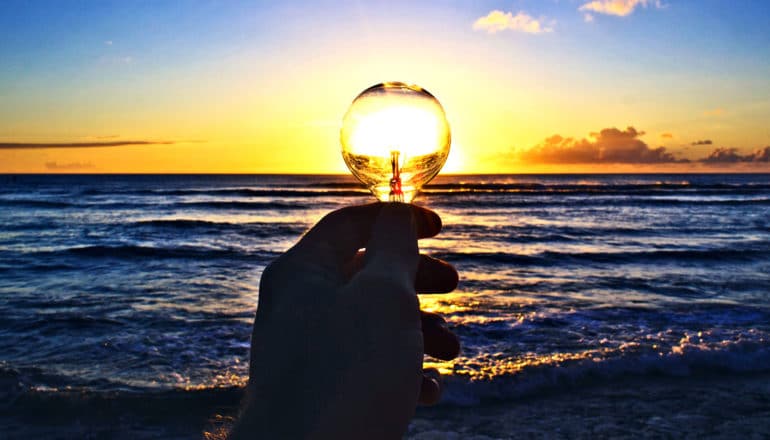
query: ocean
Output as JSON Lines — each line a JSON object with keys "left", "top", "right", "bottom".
{"left": 1, "top": 173, "right": 769, "bottom": 438}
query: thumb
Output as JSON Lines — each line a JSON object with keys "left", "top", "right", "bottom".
{"left": 360, "top": 203, "right": 420, "bottom": 287}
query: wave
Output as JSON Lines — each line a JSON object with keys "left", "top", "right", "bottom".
{"left": 1, "top": 220, "right": 61, "bottom": 231}
{"left": 0, "top": 199, "right": 319, "bottom": 211}
{"left": 135, "top": 219, "right": 234, "bottom": 228}
{"left": 80, "top": 188, "right": 368, "bottom": 198}
{"left": 420, "top": 182, "right": 770, "bottom": 197}
{"left": 33, "top": 245, "right": 279, "bottom": 261}
{"left": 132, "top": 219, "right": 307, "bottom": 237}
{"left": 3, "top": 338, "right": 769, "bottom": 409}
{"left": 300, "top": 181, "right": 363, "bottom": 189}
{"left": 431, "top": 196, "right": 770, "bottom": 209}
{"left": 8, "top": 314, "right": 125, "bottom": 333}
{"left": 0, "top": 262, "right": 78, "bottom": 274}
{"left": 0, "top": 364, "right": 242, "bottom": 409}
{"left": 440, "top": 337, "right": 770, "bottom": 406}
{"left": 178, "top": 201, "right": 310, "bottom": 210}
{"left": 435, "top": 245, "right": 770, "bottom": 266}
{"left": 425, "top": 182, "right": 770, "bottom": 191}
{"left": 71, "top": 185, "right": 770, "bottom": 200}
{"left": 0, "top": 199, "right": 73, "bottom": 208}
{"left": 443, "top": 223, "right": 744, "bottom": 239}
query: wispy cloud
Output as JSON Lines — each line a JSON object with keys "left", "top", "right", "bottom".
{"left": 45, "top": 161, "right": 95, "bottom": 170}
{"left": 660, "top": 132, "right": 674, "bottom": 139}
{"left": 473, "top": 10, "right": 554, "bottom": 34}
{"left": 513, "top": 126, "right": 685, "bottom": 164}
{"left": 691, "top": 139, "right": 713, "bottom": 146}
{"left": 0, "top": 140, "right": 175, "bottom": 149}
{"left": 579, "top": 0, "right": 663, "bottom": 17}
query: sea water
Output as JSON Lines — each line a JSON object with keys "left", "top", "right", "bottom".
{"left": 1, "top": 174, "right": 768, "bottom": 419}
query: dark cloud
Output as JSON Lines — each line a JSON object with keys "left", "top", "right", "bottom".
{"left": 660, "top": 132, "right": 673, "bottom": 139}
{"left": 701, "top": 148, "right": 743, "bottom": 163}
{"left": 45, "top": 161, "right": 95, "bottom": 170}
{"left": 516, "top": 126, "right": 686, "bottom": 164}
{"left": 691, "top": 139, "right": 713, "bottom": 146}
{"left": 701, "top": 147, "right": 770, "bottom": 163}
{"left": 754, "top": 147, "right": 770, "bottom": 162}
{"left": 0, "top": 140, "right": 174, "bottom": 149}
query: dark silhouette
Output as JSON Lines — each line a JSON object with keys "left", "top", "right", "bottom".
{"left": 229, "top": 203, "right": 460, "bottom": 439}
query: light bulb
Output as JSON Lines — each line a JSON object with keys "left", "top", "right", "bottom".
{"left": 341, "top": 82, "right": 451, "bottom": 202}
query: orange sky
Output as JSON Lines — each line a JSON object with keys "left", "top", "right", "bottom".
{"left": 1, "top": 1, "right": 769, "bottom": 174}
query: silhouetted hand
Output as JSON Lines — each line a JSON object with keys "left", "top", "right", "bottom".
{"left": 230, "top": 203, "right": 460, "bottom": 439}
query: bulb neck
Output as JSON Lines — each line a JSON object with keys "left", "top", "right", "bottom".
{"left": 389, "top": 150, "right": 403, "bottom": 202}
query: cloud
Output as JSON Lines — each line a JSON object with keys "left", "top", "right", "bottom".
{"left": 660, "top": 132, "right": 673, "bottom": 139}
{"left": 701, "top": 147, "right": 770, "bottom": 163}
{"left": 703, "top": 108, "right": 726, "bottom": 117}
{"left": 104, "top": 40, "right": 113, "bottom": 46}
{"left": 473, "top": 10, "right": 554, "bottom": 34}
{"left": 509, "top": 126, "right": 769, "bottom": 167}
{"left": 584, "top": 13, "right": 595, "bottom": 22}
{"left": 579, "top": 0, "right": 663, "bottom": 17}
{"left": 45, "top": 161, "right": 95, "bottom": 170}
{"left": 0, "top": 140, "right": 175, "bottom": 149}
{"left": 515, "top": 126, "right": 685, "bottom": 164}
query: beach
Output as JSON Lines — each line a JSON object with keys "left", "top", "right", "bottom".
{"left": 409, "top": 373, "right": 770, "bottom": 439}
{"left": 3, "top": 373, "right": 770, "bottom": 439}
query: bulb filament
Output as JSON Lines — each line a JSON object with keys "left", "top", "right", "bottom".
{"left": 389, "top": 150, "right": 403, "bottom": 202}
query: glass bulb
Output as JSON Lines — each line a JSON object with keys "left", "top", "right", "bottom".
{"left": 341, "top": 82, "right": 451, "bottom": 202}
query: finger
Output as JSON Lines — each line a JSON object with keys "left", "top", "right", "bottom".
{"left": 341, "top": 250, "right": 366, "bottom": 281}
{"left": 343, "top": 252, "right": 458, "bottom": 294}
{"left": 422, "top": 311, "right": 461, "bottom": 360}
{"left": 415, "top": 255, "right": 459, "bottom": 294}
{"left": 418, "top": 368, "right": 442, "bottom": 405}
{"left": 360, "top": 203, "right": 421, "bottom": 283}
{"left": 293, "top": 203, "right": 441, "bottom": 270}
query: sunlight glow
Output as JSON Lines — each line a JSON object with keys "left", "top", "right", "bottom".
{"left": 346, "top": 106, "right": 443, "bottom": 157}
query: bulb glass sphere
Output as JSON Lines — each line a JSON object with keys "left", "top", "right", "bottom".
{"left": 341, "top": 82, "right": 451, "bottom": 202}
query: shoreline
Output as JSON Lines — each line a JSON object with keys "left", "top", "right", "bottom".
{"left": 409, "top": 372, "right": 770, "bottom": 439}
{"left": 3, "top": 372, "right": 770, "bottom": 439}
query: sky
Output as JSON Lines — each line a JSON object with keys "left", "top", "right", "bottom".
{"left": 1, "top": 0, "right": 769, "bottom": 174}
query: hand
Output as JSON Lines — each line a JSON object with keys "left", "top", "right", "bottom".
{"left": 230, "top": 203, "right": 460, "bottom": 439}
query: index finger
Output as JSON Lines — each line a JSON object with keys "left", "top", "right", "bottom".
{"left": 290, "top": 202, "right": 441, "bottom": 269}
{"left": 360, "top": 203, "right": 420, "bottom": 284}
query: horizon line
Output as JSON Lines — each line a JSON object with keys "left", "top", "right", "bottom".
{"left": 3, "top": 171, "right": 770, "bottom": 176}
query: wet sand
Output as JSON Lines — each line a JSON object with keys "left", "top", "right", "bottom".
{"left": 408, "top": 373, "right": 770, "bottom": 439}
{"left": 3, "top": 373, "right": 769, "bottom": 439}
